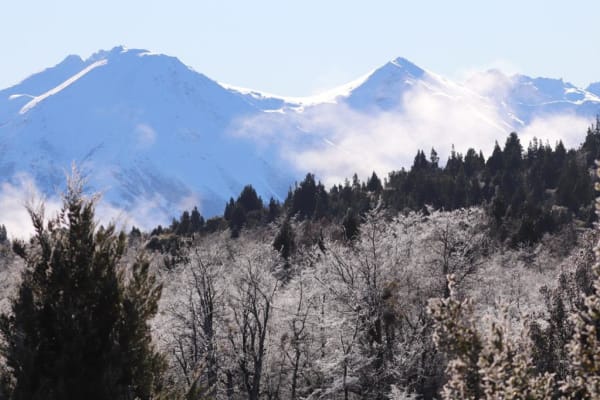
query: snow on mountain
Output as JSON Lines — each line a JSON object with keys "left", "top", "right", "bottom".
{"left": 0, "top": 46, "right": 295, "bottom": 224}
{"left": 587, "top": 82, "right": 600, "bottom": 98}
{"left": 1, "top": 47, "right": 599, "bottom": 229}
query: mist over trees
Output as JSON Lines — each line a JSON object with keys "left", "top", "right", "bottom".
{"left": 169, "top": 117, "right": 600, "bottom": 246}
{"left": 0, "top": 120, "right": 600, "bottom": 398}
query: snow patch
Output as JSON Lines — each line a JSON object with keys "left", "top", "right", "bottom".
{"left": 220, "top": 69, "right": 374, "bottom": 106}
{"left": 19, "top": 60, "right": 108, "bottom": 115}
{"left": 8, "top": 94, "right": 34, "bottom": 100}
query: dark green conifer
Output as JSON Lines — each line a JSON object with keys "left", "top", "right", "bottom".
{"left": 176, "top": 210, "right": 191, "bottom": 236}
{"left": 190, "top": 206, "right": 204, "bottom": 233}
{"left": 273, "top": 217, "right": 296, "bottom": 261}
{"left": 0, "top": 174, "right": 165, "bottom": 400}
{"left": 342, "top": 208, "right": 360, "bottom": 241}
{"left": 237, "top": 185, "right": 263, "bottom": 212}
{"left": 267, "top": 197, "right": 281, "bottom": 223}
{"left": 366, "top": 172, "right": 383, "bottom": 193}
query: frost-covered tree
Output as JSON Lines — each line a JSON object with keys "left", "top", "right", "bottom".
{"left": 223, "top": 247, "right": 279, "bottom": 400}
{"left": 559, "top": 163, "right": 600, "bottom": 398}
{"left": 311, "top": 206, "right": 441, "bottom": 399}
{"left": 422, "top": 208, "right": 487, "bottom": 298}
{"left": 166, "top": 247, "right": 223, "bottom": 398}
{"left": 429, "top": 276, "right": 555, "bottom": 400}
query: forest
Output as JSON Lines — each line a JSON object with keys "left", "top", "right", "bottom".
{"left": 1, "top": 118, "right": 600, "bottom": 399}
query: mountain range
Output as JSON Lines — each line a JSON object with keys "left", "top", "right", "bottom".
{"left": 1, "top": 46, "right": 599, "bottom": 225}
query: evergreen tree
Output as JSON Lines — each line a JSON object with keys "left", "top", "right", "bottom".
{"left": 223, "top": 198, "right": 235, "bottom": 221}
{"left": 291, "top": 173, "right": 318, "bottom": 219}
{"left": 129, "top": 225, "right": 142, "bottom": 239}
{"left": 176, "top": 210, "right": 191, "bottom": 236}
{"left": 314, "top": 184, "right": 329, "bottom": 219}
{"left": 0, "top": 225, "right": 7, "bottom": 244}
{"left": 273, "top": 217, "right": 296, "bottom": 261}
{"left": 452, "top": 169, "right": 467, "bottom": 209}
{"left": 582, "top": 116, "right": 600, "bottom": 167}
{"left": 503, "top": 132, "right": 523, "bottom": 171}
{"left": 189, "top": 206, "right": 204, "bottom": 233}
{"left": 266, "top": 197, "right": 281, "bottom": 223}
{"left": 554, "top": 141, "right": 567, "bottom": 169}
{"left": 229, "top": 204, "right": 247, "bottom": 238}
{"left": 412, "top": 150, "right": 429, "bottom": 171}
{"left": 0, "top": 173, "right": 165, "bottom": 400}
{"left": 464, "top": 148, "right": 483, "bottom": 178}
{"left": 366, "top": 171, "right": 383, "bottom": 193}
{"left": 237, "top": 185, "right": 263, "bottom": 212}
{"left": 430, "top": 148, "right": 440, "bottom": 169}
{"left": 342, "top": 208, "right": 360, "bottom": 241}
{"left": 445, "top": 145, "right": 463, "bottom": 177}
{"left": 486, "top": 142, "right": 503, "bottom": 177}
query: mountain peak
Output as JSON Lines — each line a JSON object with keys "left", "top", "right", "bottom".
{"left": 61, "top": 54, "right": 84, "bottom": 65}
{"left": 86, "top": 46, "right": 153, "bottom": 63}
{"left": 388, "top": 56, "right": 425, "bottom": 78}
{"left": 1, "top": 48, "right": 599, "bottom": 227}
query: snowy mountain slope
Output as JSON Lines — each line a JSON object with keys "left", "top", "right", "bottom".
{"left": 0, "top": 47, "right": 295, "bottom": 221}
{"left": 587, "top": 82, "right": 600, "bottom": 98}
{"left": 1, "top": 46, "right": 599, "bottom": 227}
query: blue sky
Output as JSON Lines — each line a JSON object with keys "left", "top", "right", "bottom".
{"left": 1, "top": 0, "right": 599, "bottom": 96}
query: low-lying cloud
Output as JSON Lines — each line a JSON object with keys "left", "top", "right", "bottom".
{"left": 0, "top": 174, "right": 61, "bottom": 239}
{"left": 234, "top": 75, "right": 594, "bottom": 186}
{"left": 520, "top": 114, "right": 591, "bottom": 149}
{"left": 0, "top": 173, "right": 184, "bottom": 239}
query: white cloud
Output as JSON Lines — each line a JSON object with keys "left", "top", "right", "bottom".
{"left": 233, "top": 73, "right": 596, "bottom": 186}
{"left": 520, "top": 114, "right": 591, "bottom": 149}
{"left": 135, "top": 123, "right": 157, "bottom": 147}
{"left": 177, "top": 194, "right": 201, "bottom": 214}
{"left": 0, "top": 173, "right": 179, "bottom": 239}
{"left": 96, "top": 195, "right": 172, "bottom": 232}
{"left": 455, "top": 58, "right": 522, "bottom": 83}
{"left": 462, "top": 69, "right": 514, "bottom": 101}
{"left": 0, "top": 174, "right": 61, "bottom": 239}
{"left": 234, "top": 80, "right": 512, "bottom": 186}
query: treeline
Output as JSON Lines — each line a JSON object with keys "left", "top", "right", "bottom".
{"left": 164, "top": 118, "right": 600, "bottom": 245}
{"left": 3, "top": 130, "right": 600, "bottom": 399}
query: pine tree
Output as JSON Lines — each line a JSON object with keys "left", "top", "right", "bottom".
{"left": 229, "top": 203, "right": 247, "bottom": 238}
{"left": 486, "top": 141, "right": 503, "bottom": 177}
{"left": 342, "top": 208, "right": 360, "bottom": 241}
{"left": 430, "top": 148, "right": 440, "bottom": 169}
{"left": 266, "top": 197, "right": 281, "bottom": 223}
{"left": 176, "top": 210, "right": 191, "bottom": 236}
{"left": 291, "top": 173, "right": 318, "bottom": 219}
{"left": 503, "top": 132, "right": 523, "bottom": 171}
{"left": 223, "top": 198, "right": 235, "bottom": 221}
{"left": 366, "top": 171, "right": 383, "bottom": 193}
{"left": 237, "top": 185, "right": 263, "bottom": 212}
{"left": 273, "top": 217, "right": 296, "bottom": 261}
{"left": 0, "top": 172, "right": 165, "bottom": 400}
{"left": 0, "top": 225, "right": 7, "bottom": 244}
{"left": 190, "top": 206, "right": 204, "bottom": 233}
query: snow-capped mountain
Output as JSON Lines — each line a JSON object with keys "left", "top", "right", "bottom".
{"left": 0, "top": 47, "right": 295, "bottom": 221}
{"left": 1, "top": 46, "right": 599, "bottom": 225}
